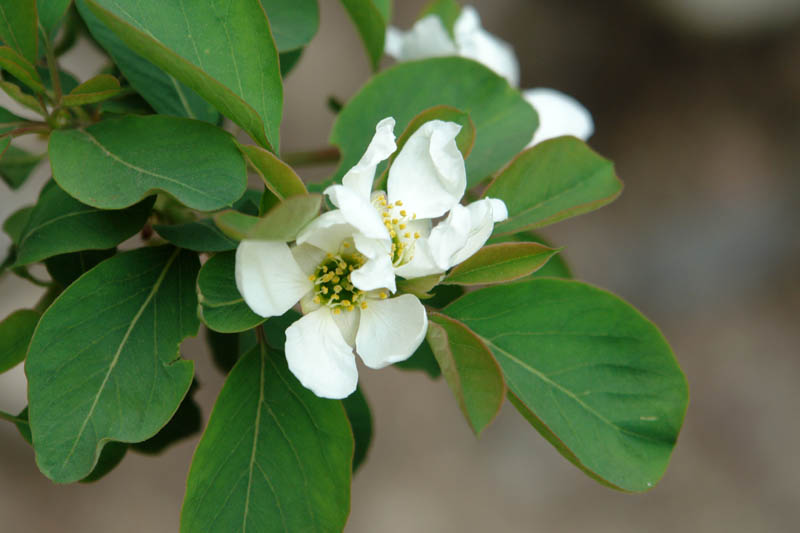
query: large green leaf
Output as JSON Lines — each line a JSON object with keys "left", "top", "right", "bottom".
{"left": 0, "top": 309, "right": 38, "bottom": 373}
{"left": 37, "top": 0, "right": 72, "bottom": 39}
{"left": 238, "top": 142, "right": 307, "bottom": 199}
{"left": 0, "top": 45, "right": 45, "bottom": 93}
{"left": 132, "top": 382, "right": 202, "bottom": 455}
{"left": 26, "top": 246, "right": 199, "bottom": 483}
{"left": 488, "top": 231, "right": 572, "bottom": 279}
{"left": 339, "top": 0, "right": 387, "bottom": 71}
{"left": 49, "top": 115, "right": 247, "bottom": 211}
{"left": 75, "top": 0, "right": 218, "bottom": 123}
{"left": 427, "top": 312, "right": 505, "bottom": 435}
{"left": 181, "top": 342, "right": 353, "bottom": 533}
{"left": 261, "top": 0, "right": 319, "bottom": 52}
{"left": 45, "top": 249, "right": 116, "bottom": 287}
{"left": 0, "top": 0, "right": 37, "bottom": 63}
{"left": 197, "top": 251, "right": 266, "bottom": 333}
{"left": 2, "top": 205, "right": 33, "bottom": 244}
{"left": 444, "top": 279, "right": 688, "bottom": 491}
{"left": 342, "top": 386, "right": 373, "bottom": 472}
{"left": 486, "top": 137, "right": 623, "bottom": 236}
{"left": 14, "top": 180, "right": 152, "bottom": 266}
{"left": 61, "top": 74, "right": 123, "bottom": 106}
{"left": 84, "top": 0, "right": 283, "bottom": 150}
{"left": 154, "top": 219, "right": 237, "bottom": 253}
{"left": 330, "top": 58, "right": 536, "bottom": 188}
{"left": 443, "top": 242, "right": 559, "bottom": 286}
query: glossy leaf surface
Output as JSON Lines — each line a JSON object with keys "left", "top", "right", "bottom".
{"left": 443, "top": 242, "right": 559, "bottom": 286}
{"left": 197, "top": 251, "right": 266, "bottom": 333}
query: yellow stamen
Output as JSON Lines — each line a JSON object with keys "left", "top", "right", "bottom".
{"left": 399, "top": 223, "right": 406, "bottom": 229}
{"left": 333, "top": 308, "right": 342, "bottom": 314}
{"left": 334, "top": 285, "right": 343, "bottom": 293}
{"left": 313, "top": 296, "right": 320, "bottom": 304}
{"left": 380, "top": 291, "right": 387, "bottom": 299}
{"left": 400, "top": 210, "right": 407, "bottom": 217}
{"left": 308, "top": 274, "right": 316, "bottom": 281}
{"left": 342, "top": 242, "right": 350, "bottom": 248}
{"left": 360, "top": 302, "right": 368, "bottom": 309}
{"left": 392, "top": 218, "right": 398, "bottom": 224}
{"left": 395, "top": 200, "right": 403, "bottom": 206}
{"left": 404, "top": 232, "right": 411, "bottom": 238}
{"left": 414, "top": 232, "right": 420, "bottom": 239}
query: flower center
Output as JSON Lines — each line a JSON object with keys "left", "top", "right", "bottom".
{"left": 309, "top": 251, "right": 368, "bottom": 313}
{"left": 373, "top": 194, "right": 420, "bottom": 266}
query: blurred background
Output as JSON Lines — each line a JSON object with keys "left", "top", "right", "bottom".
{"left": 1, "top": 0, "right": 799, "bottom": 531}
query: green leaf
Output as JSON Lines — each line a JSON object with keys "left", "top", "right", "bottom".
{"left": 420, "top": 0, "right": 460, "bottom": 36}
{"left": 154, "top": 219, "right": 237, "bottom": 253}
{"left": 61, "top": 73, "right": 123, "bottom": 106}
{"left": 0, "top": 309, "right": 39, "bottom": 373}
{"left": 0, "top": 145, "right": 41, "bottom": 189}
{"left": 197, "top": 251, "right": 266, "bottom": 334}
{"left": 0, "top": 45, "right": 44, "bottom": 93}
{"left": 26, "top": 246, "right": 199, "bottom": 483}
{"left": 261, "top": 0, "right": 319, "bottom": 52}
{"left": 0, "top": 105, "right": 27, "bottom": 134}
{"left": 342, "top": 386, "right": 373, "bottom": 472}
{"left": 15, "top": 407, "right": 130, "bottom": 483}
{"left": 427, "top": 312, "right": 505, "bottom": 435}
{"left": 214, "top": 194, "right": 322, "bottom": 241}
{"left": 330, "top": 58, "right": 536, "bottom": 188}
{"left": 394, "top": 338, "right": 441, "bottom": 378}
{"left": 49, "top": 115, "right": 247, "bottom": 211}
{"left": 2, "top": 205, "right": 33, "bottom": 244}
{"left": 181, "top": 342, "right": 353, "bottom": 533}
{"left": 132, "top": 382, "right": 201, "bottom": 454}
{"left": 339, "top": 0, "right": 387, "bottom": 70}
{"left": 396, "top": 273, "right": 443, "bottom": 299}
{"left": 238, "top": 142, "right": 307, "bottom": 199}
{"left": 0, "top": 79, "right": 41, "bottom": 112}
{"left": 76, "top": 0, "right": 218, "bottom": 123}
{"left": 279, "top": 47, "right": 304, "bottom": 77}
{"left": 45, "top": 248, "right": 116, "bottom": 287}
{"left": 488, "top": 231, "right": 573, "bottom": 279}
{"left": 486, "top": 137, "right": 623, "bottom": 236}
{"left": 84, "top": 0, "right": 283, "bottom": 150}
{"left": 0, "top": 0, "right": 38, "bottom": 63}
{"left": 206, "top": 328, "right": 257, "bottom": 374}
{"left": 37, "top": 0, "right": 72, "bottom": 39}
{"left": 443, "top": 242, "right": 559, "bottom": 286}
{"left": 13, "top": 180, "right": 153, "bottom": 266}
{"left": 374, "top": 105, "right": 475, "bottom": 190}
{"left": 444, "top": 279, "right": 689, "bottom": 491}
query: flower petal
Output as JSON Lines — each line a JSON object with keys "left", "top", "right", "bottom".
{"left": 448, "top": 198, "right": 499, "bottom": 266}
{"left": 291, "top": 243, "right": 326, "bottom": 275}
{"left": 523, "top": 88, "right": 594, "bottom": 146}
{"left": 296, "top": 210, "right": 352, "bottom": 254}
{"left": 356, "top": 294, "right": 428, "bottom": 369}
{"left": 332, "top": 308, "right": 361, "bottom": 347}
{"left": 325, "top": 184, "right": 390, "bottom": 240}
{"left": 427, "top": 203, "right": 472, "bottom": 269}
{"left": 393, "top": 237, "right": 444, "bottom": 279}
{"left": 235, "top": 240, "right": 312, "bottom": 318}
{"left": 285, "top": 307, "right": 358, "bottom": 399}
{"left": 351, "top": 254, "right": 397, "bottom": 293}
{"left": 384, "top": 16, "right": 457, "bottom": 61}
{"left": 353, "top": 233, "right": 391, "bottom": 260}
{"left": 454, "top": 6, "right": 520, "bottom": 87}
{"left": 487, "top": 197, "right": 508, "bottom": 222}
{"left": 341, "top": 117, "right": 397, "bottom": 199}
{"left": 387, "top": 120, "right": 466, "bottom": 220}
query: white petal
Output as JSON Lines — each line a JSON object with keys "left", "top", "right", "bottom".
{"left": 353, "top": 233, "right": 391, "bottom": 260}
{"left": 449, "top": 199, "right": 496, "bottom": 266}
{"left": 296, "top": 210, "right": 352, "bottom": 254}
{"left": 332, "top": 308, "right": 361, "bottom": 347}
{"left": 235, "top": 240, "right": 312, "bottom": 318}
{"left": 454, "top": 6, "right": 520, "bottom": 87}
{"left": 487, "top": 197, "right": 508, "bottom": 222}
{"left": 325, "top": 184, "right": 390, "bottom": 241}
{"left": 291, "top": 243, "right": 326, "bottom": 275}
{"left": 300, "top": 291, "right": 321, "bottom": 315}
{"left": 387, "top": 120, "right": 466, "bottom": 220}
{"left": 351, "top": 254, "right": 397, "bottom": 293}
{"left": 384, "top": 16, "right": 457, "bottom": 61}
{"left": 341, "top": 117, "right": 396, "bottom": 199}
{"left": 356, "top": 294, "right": 428, "bottom": 369}
{"left": 523, "top": 88, "right": 594, "bottom": 147}
{"left": 285, "top": 308, "right": 358, "bottom": 399}
{"left": 393, "top": 237, "right": 444, "bottom": 279}
{"left": 427, "top": 203, "right": 472, "bottom": 269}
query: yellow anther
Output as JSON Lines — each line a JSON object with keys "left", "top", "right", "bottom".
{"left": 414, "top": 232, "right": 420, "bottom": 239}
{"left": 404, "top": 232, "right": 411, "bottom": 238}
{"left": 313, "top": 296, "right": 321, "bottom": 304}
{"left": 360, "top": 301, "right": 368, "bottom": 309}
{"left": 395, "top": 200, "right": 403, "bottom": 206}
{"left": 308, "top": 274, "right": 316, "bottom": 281}
{"left": 331, "top": 294, "right": 339, "bottom": 300}
{"left": 341, "top": 299, "right": 350, "bottom": 307}
{"left": 333, "top": 308, "right": 342, "bottom": 314}
{"left": 399, "top": 223, "right": 406, "bottom": 230}
{"left": 334, "top": 284, "right": 343, "bottom": 293}
{"left": 412, "top": 214, "right": 417, "bottom": 219}
{"left": 382, "top": 212, "right": 390, "bottom": 218}
{"left": 380, "top": 292, "right": 387, "bottom": 299}
{"left": 326, "top": 253, "right": 333, "bottom": 258}
{"left": 321, "top": 286, "right": 328, "bottom": 294}
{"left": 322, "top": 265, "right": 328, "bottom": 272}
{"left": 389, "top": 230, "right": 396, "bottom": 238}
{"left": 342, "top": 242, "right": 350, "bottom": 248}
{"left": 392, "top": 218, "right": 399, "bottom": 224}
{"left": 400, "top": 210, "right": 407, "bottom": 217}
{"left": 332, "top": 276, "right": 340, "bottom": 283}
{"left": 347, "top": 305, "right": 354, "bottom": 312}
{"left": 335, "top": 267, "right": 344, "bottom": 275}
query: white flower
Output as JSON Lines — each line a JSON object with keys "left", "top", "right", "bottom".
{"left": 235, "top": 235, "right": 428, "bottom": 400}
{"left": 318, "top": 117, "right": 508, "bottom": 282}
{"left": 385, "top": 5, "right": 594, "bottom": 147}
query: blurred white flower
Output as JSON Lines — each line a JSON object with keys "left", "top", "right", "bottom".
{"left": 386, "top": 5, "right": 594, "bottom": 147}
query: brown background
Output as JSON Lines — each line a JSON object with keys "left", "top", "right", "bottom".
{"left": 1, "top": 1, "right": 799, "bottom": 531}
